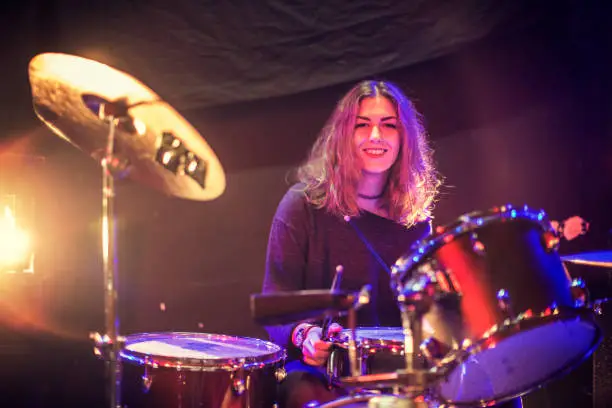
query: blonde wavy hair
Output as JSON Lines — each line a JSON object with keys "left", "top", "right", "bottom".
{"left": 297, "top": 80, "right": 441, "bottom": 227}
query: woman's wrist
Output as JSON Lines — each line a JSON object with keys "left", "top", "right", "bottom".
{"left": 292, "top": 322, "right": 317, "bottom": 349}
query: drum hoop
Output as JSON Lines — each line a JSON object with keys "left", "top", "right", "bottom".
{"left": 335, "top": 327, "right": 408, "bottom": 349}
{"left": 119, "top": 331, "right": 286, "bottom": 371}
{"left": 437, "top": 309, "right": 602, "bottom": 405}
{"left": 390, "top": 205, "right": 553, "bottom": 286}
{"left": 460, "top": 307, "right": 601, "bottom": 360}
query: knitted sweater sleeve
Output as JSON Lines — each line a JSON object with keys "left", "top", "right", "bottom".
{"left": 261, "top": 186, "right": 310, "bottom": 360}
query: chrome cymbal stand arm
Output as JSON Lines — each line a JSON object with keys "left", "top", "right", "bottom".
{"left": 88, "top": 104, "right": 125, "bottom": 408}
{"left": 395, "top": 271, "right": 438, "bottom": 404}
{"left": 101, "top": 115, "right": 122, "bottom": 408}
{"left": 399, "top": 304, "right": 423, "bottom": 372}
{"left": 396, "top": 270, "right": 438, "bottom": 371}
{"left": 346, "top": 308, "right": 360, "bottom": 378}
{"left": 347, "top": 285, "right": 372, "bottom": 379}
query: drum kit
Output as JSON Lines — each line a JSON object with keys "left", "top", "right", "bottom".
{"left": 27, "top": 53, "right": 609, "bottom": 408}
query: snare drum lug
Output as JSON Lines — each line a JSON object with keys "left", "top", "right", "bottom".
{"left": 593, "top": 299, "right": 607, "bottom": 316}
{"left": 141, "top": 373, "right": 153, "bottom": 393}
{"left": 232, "top": 378, "right": 246, "bottom": 396}
{"left": 496, "top": 289, "right": 514, "bottom": 318}
{"left": 470, "top": 233, "right": 486, "bottom": 256}
{"left": 570, "top": 277, "right": 589, "bottom": 307}
{"left": 420, "top": 336, "right": 450, "bottom": 366}
{"left": 275, "top": 367, "right": 287, "bottom": 383}
{"left": 140, "top": 361, "right": 153, "bottom": 393}
{"left": 542, "top": 231, "right": 560, "bottom": 252}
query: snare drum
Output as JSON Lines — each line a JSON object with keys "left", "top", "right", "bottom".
{"left": 119, "top": 332, "right": 285, "bottom": 408}
{"left": 391, "top": 205, "right": 602, "bottom": 405}
{"left": 327, "top": 327, "right": 414, "bottom": 386}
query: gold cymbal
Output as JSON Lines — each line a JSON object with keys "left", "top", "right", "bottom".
{"left": 28, "top": 53, "right": 226, "bottom": 201}
{"left": 562, "top": 251, "right": 612, "bottom": 268}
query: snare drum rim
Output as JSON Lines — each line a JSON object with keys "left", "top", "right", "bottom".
{"left": 119, "top": 331, "right": 286, "bottom": 372}
{"left": 333, "top": 326, "right": 410, "bottom": 351}
{"left": 390, "top": 205, "right": 553, "bottom": 289}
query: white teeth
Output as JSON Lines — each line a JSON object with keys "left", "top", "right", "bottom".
{"left": 364, "top": 148, "right": 386, "bottom": 155}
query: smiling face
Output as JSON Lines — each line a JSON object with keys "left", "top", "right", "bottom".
{"left": 353, "top": 96, "right": 401, "bottom": 175}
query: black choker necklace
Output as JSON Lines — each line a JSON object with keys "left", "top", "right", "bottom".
{"left": 358, "top": 192, "right": 384, "bottom": 200}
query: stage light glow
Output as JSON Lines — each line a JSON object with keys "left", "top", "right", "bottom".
{"left": 0, "top": 205, "right": 33, "bottom": 273}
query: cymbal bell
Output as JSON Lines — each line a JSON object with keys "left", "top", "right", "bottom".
{"left": 28, "top": 53, "right": 226, "bottom": 201}
{"left": 562, "top": 250, "right": 612, "bottom": 268}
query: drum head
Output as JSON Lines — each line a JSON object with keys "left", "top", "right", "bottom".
{"left": 120, "top": 332, "right": 285, "bottom": 371}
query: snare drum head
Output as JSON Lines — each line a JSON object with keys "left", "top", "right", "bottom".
{"left": 120, "top": 332, "right": 284, "bottom": 370}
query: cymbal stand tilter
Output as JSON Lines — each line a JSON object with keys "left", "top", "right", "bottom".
{"left": 321, "top": 275, "right": 448, "bottom": 408}
{"left": 89, "top": 100, "right": 130, "bottom": 408}
{"left": 335, "top": 272, "right": 450, "bottom": 408}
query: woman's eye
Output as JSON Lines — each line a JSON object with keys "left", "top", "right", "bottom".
{"left": 384, "top": 123, "right": 397, "bottom": 129}
{"left": 355, "top": 123, "right": 368, "bottom": 128}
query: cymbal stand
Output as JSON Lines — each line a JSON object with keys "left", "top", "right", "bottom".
{"left": 346, "top": 285, "right": 372, "bottom": 378}
{"left": 394, "top": 272, "right": 439, "bottom": 407}
{"left": 89, "top": 101, "right": 127, "bottom": 408}
{"left": 397, "top": 271, "right": 436, "bottom": 372}
{"left": 327, "top": 279, "right": 447, "bottom": 407}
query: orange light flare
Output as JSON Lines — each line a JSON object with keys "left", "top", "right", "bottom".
{"left": 0, "top": 152, "right": 89, "bottom": 341}
{"left": 0, "top": 204, "right": 40, "bottom": 331}
{"left": 0, "top": 205, "right": 32, "bottom": 272}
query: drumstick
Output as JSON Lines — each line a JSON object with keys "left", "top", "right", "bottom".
{"left": 322, "top": 264, "right": 344, "bottom": 341}
{"left": 344, "top": 216, "right": 391, "bottom": 275}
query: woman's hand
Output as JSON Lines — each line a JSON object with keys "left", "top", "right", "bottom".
{"left": 301, "top": 323, "right": 343, "bottom": 366}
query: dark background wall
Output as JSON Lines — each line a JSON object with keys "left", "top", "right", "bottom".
{"left": 0, "top": 1, "right": 610, "bottom": 407}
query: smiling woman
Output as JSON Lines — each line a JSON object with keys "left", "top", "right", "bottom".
{"left": 260, "top": 80, "right": 452, "bottom": 408}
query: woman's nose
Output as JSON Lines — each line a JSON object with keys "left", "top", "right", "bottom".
{"left": 369, "top": 125, "right": 382, "bottom": 141}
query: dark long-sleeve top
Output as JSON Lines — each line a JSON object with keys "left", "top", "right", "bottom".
{"left": 262, "top": 184, "right": 431, "bottom": 361}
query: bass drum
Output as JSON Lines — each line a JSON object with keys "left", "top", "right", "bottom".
{"left": 119, "top": 332, "right": 286, "bottom": 408}
{"left": 391, "top": 205, "right": 602, "bottom": 406}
